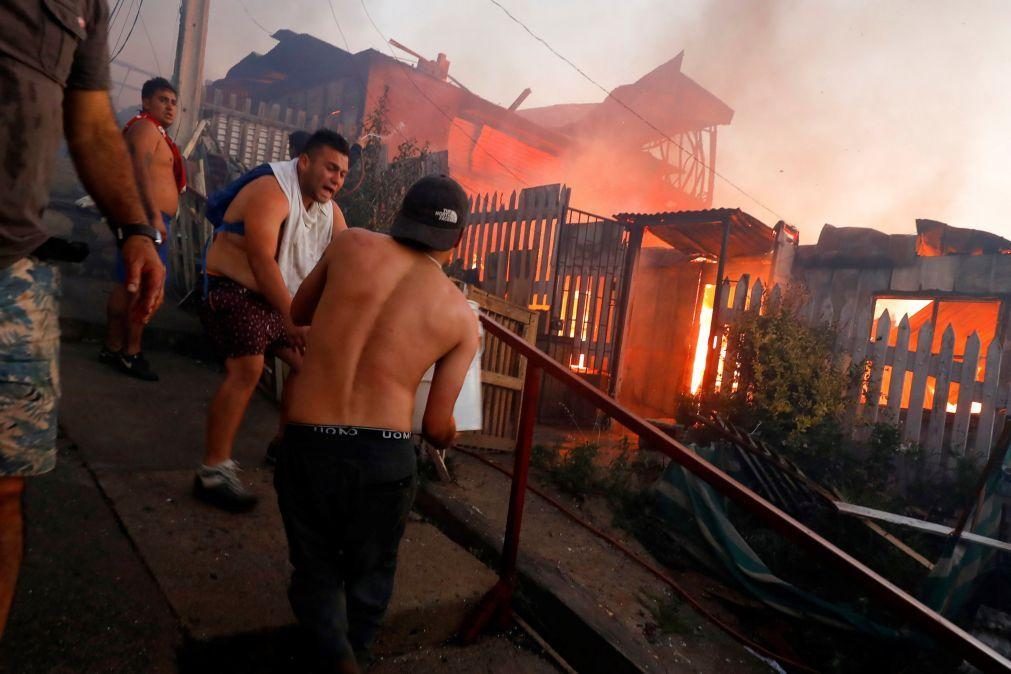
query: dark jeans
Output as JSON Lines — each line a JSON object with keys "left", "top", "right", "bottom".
{"left": 274, "top": 424, "right": 416, "bottom": 669}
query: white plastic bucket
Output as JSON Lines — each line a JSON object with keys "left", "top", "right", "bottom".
{"left": 412, "top": 300, "right": 484, "bottom": 433}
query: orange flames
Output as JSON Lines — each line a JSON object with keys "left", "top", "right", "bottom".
{"left": 690, "top": 284, "right": 716, "bottom": 394}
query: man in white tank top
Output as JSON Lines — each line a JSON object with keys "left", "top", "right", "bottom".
{"left": 197, "top": 130, "right": 349, "bottom": 512}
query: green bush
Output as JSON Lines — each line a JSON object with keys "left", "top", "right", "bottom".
{"left": 552, "top": 442, "right": 599, "bottom": 496}
{"left": 730, "top": 292, "right": 852, "bottom": 451}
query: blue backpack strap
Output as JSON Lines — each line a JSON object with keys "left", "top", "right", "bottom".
{"left": 205, "top": 163, "right": 274, "bottom": 229}
{"left": 201, "top": 164, "right": 274, "bottom": 297}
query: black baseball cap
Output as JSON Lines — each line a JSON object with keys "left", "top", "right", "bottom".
{"left": 390, "top": 175, "right": 469, "bottom": 251}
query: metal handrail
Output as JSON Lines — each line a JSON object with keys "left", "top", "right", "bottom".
{"left": 464, "top": 314, "right": 1011, "bottom": 673}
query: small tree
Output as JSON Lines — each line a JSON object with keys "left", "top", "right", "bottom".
{"left": 338, "top": 87, "right": 431, "bottom": 232}
{"left": 732, "top": 292, "right": 852, "bottom": 452}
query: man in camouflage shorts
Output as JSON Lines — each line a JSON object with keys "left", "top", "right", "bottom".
{"left": 0, "top": 261, "right": 60, "bottom": 478}
{"left": 0, "top": 0, "right": 166, "bottom": 638}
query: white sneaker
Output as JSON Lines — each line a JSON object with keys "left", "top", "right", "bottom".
{"left": 193, "top": 459, "right": 259, "bottom": 512}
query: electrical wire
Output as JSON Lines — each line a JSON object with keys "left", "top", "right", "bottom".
{"left": 139, "top": 12, "right": 163, "bottom": 75}
{"left": 109, "top": 0, "right": 125, "bottom": 24}
{"left": 322, "top": 0, "right": 415, "bottom": 201}
{"left": 109, "top": 0, "right": 135, "bottom": 60}
{"left": 358, "top": 0, "right": 530, "bottom": 186}
{"left": 326, "top": 0, "right": 352, "bottom": 54}
{"left": 236, "top": 0, "right": 273, "bottom": 37}
{"left": 486, "top": 0, "right": 784, "bottom": 221}
{"left": 109, "top": 0, "right": 144, "bottom": 63}
{"left": 451, "top": 445, "right": 818, "bottom": 674}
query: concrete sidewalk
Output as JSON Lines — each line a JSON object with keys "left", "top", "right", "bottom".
{"left": 0, "top": 339, "right": 558, "bottom": 673}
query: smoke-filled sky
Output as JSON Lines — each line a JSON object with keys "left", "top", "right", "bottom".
{"left": 112, "top": 0, "right": 1011, "bottom": 242}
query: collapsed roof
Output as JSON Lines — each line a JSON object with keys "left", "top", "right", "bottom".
{"left": 212, "top": 33, "right": 733, "bottom": 155}
{"left": 795, "top": 220, "right": 1011, "bottom": 268}
{"left": 517, "top": 52, "right": 734, "bottom": 146}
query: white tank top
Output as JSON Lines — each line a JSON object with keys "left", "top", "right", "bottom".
{"left": 268, "top": 158, "right": 334, "bottom": 295}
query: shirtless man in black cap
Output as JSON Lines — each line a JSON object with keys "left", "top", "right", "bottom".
{"left": 275, "top": 175, "right": 479, "bottom": 673}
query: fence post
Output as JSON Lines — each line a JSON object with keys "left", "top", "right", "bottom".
{"left": 501, "top": 363, "right": 542, "bottom": 584}
{"left": 461, "top": 362, "right": 542, "bottom": 642}
{"left": 925, "top": 325, "right": 956, "bottom": 463}
{"left": 974, "top": 340, "right": 1003, "bottom": 459}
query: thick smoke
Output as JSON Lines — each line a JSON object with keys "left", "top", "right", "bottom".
{"left": 115, "top": 0, "right": 1011, "bottom": 240}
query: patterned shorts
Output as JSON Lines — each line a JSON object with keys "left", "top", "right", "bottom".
{"left": 199, "top": 276, "right": 293, "bottom": 359}
{"left": 0, "top": 257, "right": 60, "bottom": 477}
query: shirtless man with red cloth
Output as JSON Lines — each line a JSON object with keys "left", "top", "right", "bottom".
{"left": 100, "top": 77, "right": 186, "bottom": 381}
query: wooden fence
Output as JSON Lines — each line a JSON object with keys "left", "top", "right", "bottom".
{"left": 458, "top": 286, "right": 539, "bottom": 451}
{"left": 204, "top": 89, "right": 323, "bottom": 169}
{"left": 704, "top": 275, "right": 1010, "bottom": 466}
{"left": 450, "top": 184, "right": 571, "bottom": 311}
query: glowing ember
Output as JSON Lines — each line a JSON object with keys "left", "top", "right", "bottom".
{"left": 690, "top": 284, "right": 716, "bottom": 394}
{"left": 570, "top": 353, "right": 587, "bottom": 372}
{"left": 946, "top": 401, "right": 983, "bottom": 414}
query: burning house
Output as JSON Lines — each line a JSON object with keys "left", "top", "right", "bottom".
{"left": 192, "top": 30, "right": 1011, "bottom": 461}
{"left": 789, "top": 220, "right": 1011, "bottom": 459}
{"left": 206, "top": 30, "right": 733, "bottom": 214}
{"left": 612, "top": 210, "right": 797, "bottom": 419}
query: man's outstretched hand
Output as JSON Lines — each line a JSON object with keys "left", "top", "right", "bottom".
{"left": 121, "top": 236, "right": 166, "bottom": 324}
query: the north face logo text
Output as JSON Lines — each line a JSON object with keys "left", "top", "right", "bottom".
{"left": 435, "top": 208, "right": 458, "bottom": 224}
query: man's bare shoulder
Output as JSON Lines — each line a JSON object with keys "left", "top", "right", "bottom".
{"left": 124, "top": 119, "right": 161, "bottom": 149}
{"left": 329, "top": 226, "right": 383, "bottom": 252}
{"left": 236, "top": 175, "right": 288, "bottom": 215}
{"left": 332, "top": 202, "right": 348, "bottom": 231}
{"left": 440, "top": 281, "right": 480, "bottom": 339}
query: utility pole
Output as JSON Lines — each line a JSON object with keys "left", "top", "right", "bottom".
{"left": 171, "top": 0, "right": 210, "bottom": 146}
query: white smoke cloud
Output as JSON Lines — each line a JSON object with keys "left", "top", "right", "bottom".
{"left": 112, "top": 0, "right": 1011, "bottom": 241}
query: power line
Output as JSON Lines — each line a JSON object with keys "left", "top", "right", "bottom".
{"left": 324, "top": 0, "right": 412, "bottom": 147}
{"left": 110, "top": 0, "right": 144, "bottom": 63}
{"left": 139, "top": 12, "right": 163, "bottom": 75}
{"left": 326, "top": 0, "right": 352, "bottom": 54}
{"left": 109, "top": 0, "right": 125, "bottom": 24}
{"left": 486, "top": 0, "right": 783, "bottom": 220}
{"left": 236, "top": 0, "right": 273, "bottom": 37}
{"left": 109, "top": 0, "right": 135, "bottom": 58}
{"left": 358, "top": 0, "right": 529, "bottom": 186}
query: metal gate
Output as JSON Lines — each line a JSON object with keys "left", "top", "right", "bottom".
{"left": 538, "top": 209, "right": 632, "bottom": 423}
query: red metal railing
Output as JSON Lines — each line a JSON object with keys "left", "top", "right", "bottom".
{"left": 462, "top": 315, "right": 1011, "bottom": 674}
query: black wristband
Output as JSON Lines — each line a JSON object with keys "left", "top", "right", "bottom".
{"left": 112, "top": 224, "right": 162, "bottom": 249}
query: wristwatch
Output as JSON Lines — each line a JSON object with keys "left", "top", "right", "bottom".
{"left": 112, "top": 223, "right": 162, "bottom": 248}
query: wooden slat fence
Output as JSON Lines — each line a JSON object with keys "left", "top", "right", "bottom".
{"left": 701, "top": 276, "right": 1011, "bottom": 467}
{"left": 204, "top": 89, "right": 322, "bottom": 169}
{"left": 458, "top": 286, "right": 539, "bottom": 451}
{"left": 450, "top": 184, "right": 570, "bottom": 312}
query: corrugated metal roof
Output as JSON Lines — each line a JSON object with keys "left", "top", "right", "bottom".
{"left": 615, "top": 209, "right": 775, "bottom": 258}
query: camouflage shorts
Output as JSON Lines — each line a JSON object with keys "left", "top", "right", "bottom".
{"left": 0, "top": 257, "right": 60, "bottom": 477}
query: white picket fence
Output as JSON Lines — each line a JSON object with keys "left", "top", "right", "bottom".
{"left": 708, "top": 275, "right": 1009, "bottom": 465}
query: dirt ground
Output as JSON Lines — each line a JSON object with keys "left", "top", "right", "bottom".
{"left": 428, "top": 447, "right": 785, "bottom": 674}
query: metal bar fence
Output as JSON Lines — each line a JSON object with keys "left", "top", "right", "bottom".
{"left": 463, "top": 314, "right": 1011, "bottom": 674}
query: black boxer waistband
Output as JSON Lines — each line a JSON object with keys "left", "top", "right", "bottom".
{"left": 281, "top": 423, "right": 417, "bottom": 484}
{"left": 285, "top": 423, "right": 414, "bottom": 443}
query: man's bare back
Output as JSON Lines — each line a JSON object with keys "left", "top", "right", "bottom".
{"left": 286, "top": 228, "right": 479, "bottom": 445}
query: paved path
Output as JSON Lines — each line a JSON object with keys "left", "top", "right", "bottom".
{"left": 0, "top": 339, "right": 556, "bottom": 673}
